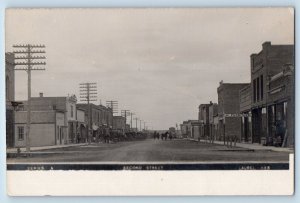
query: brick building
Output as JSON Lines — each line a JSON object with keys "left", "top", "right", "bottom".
{"left": 113, "top": 116, "right": 126, "bottom": 133}
{"left": 208, "top": 102, "right": 218, "bottom": 142}
{"left": 198, "top": 104, "right": 210, "bottom": 140}
{"left": 76, "top": 103, "right": 113, "bottom": 141}
{"left": 6, "top": 53, "right": 15, "bottom": 147}
{"left": 250, "top": 42, "right": 294, "bottom": 144}
{"left": 217, "top": 81, "right": 249, "bottom": 143}
{"left": 266, "top": 64, "right": 294, "bottom": 147}
{"left": 239, "top": 84, "right": 252, "bottom": 143}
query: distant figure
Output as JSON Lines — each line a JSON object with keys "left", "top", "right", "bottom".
{"left": 162, "top": 132, "right": 168, "bottom": 140}
{"left": 153, "top": 131, "right": 159, "bottom": 140}
{"left": 104, "top": 128, "right": 110, "bottom": 143}
{"left": 77, "top": 132, "right": 80, "bottom": 143}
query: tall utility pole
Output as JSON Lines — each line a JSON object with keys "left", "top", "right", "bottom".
{"left": 79, "top": 82, "right": 97, "bottom": 144}
{"left": 143, "top": 121, "right": 146, "bottom": 131}
{"left": 106, "top": 101, "right": 118, "bottom": 130}
{"left": 106, "top": 100, "right": 118, "bottom": 115}
{"left": 121, "top": 110, "right": 130, "bottom": 124}
{"left": 134, "top": 117, "right": 139, "bottom": 132}
{"left": 130, "top": 112, "right": 135, "bottom": 130}
{"left": 13, "top": 44, "right": 46, "bottom": 152}
{"left": 139, "top": 119, "right": 143, "bottom": 132}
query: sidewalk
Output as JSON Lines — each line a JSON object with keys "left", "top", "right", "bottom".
{"left": 186, "top": 138, "right": 294, "bottom": 153}
{"left": 7, "top": 143, "right": 88, "bottom": 153}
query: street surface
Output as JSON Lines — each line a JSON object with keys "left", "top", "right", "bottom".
{"left": 7, "top": 139, "right": 290, "bottom": 163}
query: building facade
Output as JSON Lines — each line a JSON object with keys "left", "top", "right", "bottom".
{"left": 14, "top": 110, "right": 66, "bottom": 147}
{"left": 208, "top": 102, "right": 218, "bottom": 142}
{"left": 19, "top": 94, "right": 78, "bottom": 145}
{"left": 266, "top": 64, "right": 294, "bottom": 147}
{"left": 180, "top": 121, "right": 189, "bottom": 138}
{"left": 239, "top": 84, "right": 252, "bottom": 143}
{"left": 76, "top": 107, "right": 87, "bottom": 143}
{"left": 250, "top": 42, "right": 294, "bottom": 144}
{"left": 76, "top": 103, "right": 113, "bottom": 141}
{"left": 113, "top": 116, "right": 126, "bottom": 133}
{"left": 180, "top": 120, "right": 200, "bottom": 138}
{"left": 217, "top": 81, "right": 249, "bottom": 142}
{"left": 6, "top": 52, "right": 15, "bottom": 148}
{"left": 198, "top": 104, "right": 210, "bottom": 140}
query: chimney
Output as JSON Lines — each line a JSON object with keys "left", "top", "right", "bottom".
{"left": 39, "top": 92, "right": 43, "bottom": 97}
{"left": 262, "top": 41, "right": 271, "bottom": 50}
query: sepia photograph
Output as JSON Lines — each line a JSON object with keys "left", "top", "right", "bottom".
{"left": 4, "top": 8, "right": 295, "bottom": 195}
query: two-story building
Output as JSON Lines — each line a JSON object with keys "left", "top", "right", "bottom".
{"left": 76, "top": 107, "right": 87, "bottom": 143}
{"left": 76, "top": 103, "right": 113, "bottom": 141}
{"left": 208, "top": 102, "right": 218, "bottom": 142}
{"left": 250, "top": 41, "right": 294, "bottom": 144}
{"left": 19, "top": 93, "right": 78, "bottom": 145}
{"left": 266, "top": 64, "right": 294, "bottom": 147}
{"left": 14, "top": 109, "right": 66, "bottom": 147}
{"left": 217, "top": 81, "right": 249, "bottom": 143}
{"left": 198, "top": 104, "right": 210, "bottom": 140}
{"left": 239, "top": 84, "right": 252, "bottom": 143}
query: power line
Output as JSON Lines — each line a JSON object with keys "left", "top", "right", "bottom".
{"left": 134, "top": 117, "right": 139, "bottom": 133}
{"left": 13, "top": 44, "right": 46, "bottom": 152}
{"left": 106, "top": 100, "right": 118, "bottom": 115}
{"left": 79, "top": 82, "right": 97, "bottom": 144}
{"left": 121, "top": 110, "right": 130, "bottom": 124}
{"left": 139, "top": 119, "right": 143, "bottom": 132}
{"left": 130, "top": 112, "right": 135, "bottom": 130}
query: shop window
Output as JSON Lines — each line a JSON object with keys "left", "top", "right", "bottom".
{"left": 18, "top": 126, "right": 24, "bottom": 140}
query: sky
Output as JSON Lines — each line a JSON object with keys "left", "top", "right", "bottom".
{"left": 5, "top": 8, "right": 294, "bottom": 130}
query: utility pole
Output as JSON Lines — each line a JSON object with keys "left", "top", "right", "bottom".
{"left": 13, "top": 44, "right": 46, "bottom": 152}
{"left": 106, "top": 100, "right": 118, "bottom": 115}
{"left": 139, "top": 119, "right": 143, "bottom": 132}
{"left": 130, "top": 112, "right": 135, "bottom": 130}
{"left": 143, "top": 121, "right": 146, "bottom": 131}
{"left": 79, "top": 82, "right": 97, "bottom": 144}
{"left": 134, "top": 117, "right": 139, "bottom": 132}
{"left": 121, "top": 110, "right": 130, "bottom": 124}
{"left": 106, "top": 100, "right": 118, "bottom": 129}
{"left": 121, "top": 110, "right": 130, "bottom": 132}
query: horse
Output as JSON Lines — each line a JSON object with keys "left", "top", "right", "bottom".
{"left": 161, "top": 132, "right": 168, "bottom": 140}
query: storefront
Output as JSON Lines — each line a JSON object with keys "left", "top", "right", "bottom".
{"left": 266, "top": 64, "right": 294, "bottom": 147}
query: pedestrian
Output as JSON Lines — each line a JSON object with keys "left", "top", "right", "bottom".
{"left": 104, "top": 128, "right": 110, "bottom": 143}
{"left": 77, "top": 132, "right": 80, "bottom": 143}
